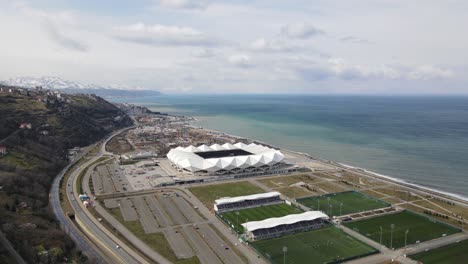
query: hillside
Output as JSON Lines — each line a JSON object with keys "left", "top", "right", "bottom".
{"left": 1, "top": 76, "right": 161, "bottom": 98}
{"left": 0, "top": 85, "right": 133, "bottom": 263}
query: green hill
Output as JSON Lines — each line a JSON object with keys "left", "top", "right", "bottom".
{"left": 0, "top": 85, "right": 133, "bottom": 263}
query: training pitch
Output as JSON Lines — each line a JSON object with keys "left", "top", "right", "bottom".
{"left": 220, "top": 203, "right": 302, "bottom": 233}
{"left": 252, "top": 226, "right": 378, "bottom": 264}
{"left": 409, "top": 239, "right": 468, "bottom": 264}
{"left": 344, "top": 210, "right": 461, "bottom": 249}
{"left": 297, "top": 191, "right": 389, "bottom": 217}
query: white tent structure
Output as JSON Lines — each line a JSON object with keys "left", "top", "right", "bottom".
{"left": 242, "top": 211, "right": 329, "bottom": 240}
{"left": 214, "top": 192, "right": 282, "bottom": 212}
{"left": 167, "top": 143, "right": 284, "bottom": 175}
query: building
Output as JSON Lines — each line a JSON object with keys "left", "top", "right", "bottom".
{"left": 167, "top": 142, "right": 284, "bottom": 175}
{"left": 214, "top": 192, "right": 282, "bottom": 213}
{"left": 0, "top": 146, "right": 7, "bottom": 155}
{"left": 129, "top": 151, "right": 157, "bottom": 160}
{"left": 242, "top": 211, "right": 329, "bottom": 241}
{"left": 19, "top": 123, "right": 32, "bottom": 129}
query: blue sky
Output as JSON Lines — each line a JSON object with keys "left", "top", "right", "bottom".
{"left": 0, "top": 0, "right": 467, "bottom": 94}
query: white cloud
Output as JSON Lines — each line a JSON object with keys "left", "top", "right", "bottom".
{"left": 192, "top": 48, "right": 218, "bottom": 58}
{"left": 282, "top": 22, "right": 324, "bottom": 39}
{"left": 250, "top": 38, "right": 290, "bottom": 52}
{"left": 408, "top": 65, "right": 453, "bottom": 80}
{"left": 297, "top": 57, "right": 455, "bottom": 81}
{"left": 113, "top": 22, "right": 216, "bottom": 46}
{"left": 158, "top": 0, "right": 211, "bottom": 10}
{"left": 228, "top": 54, "right": 251, "bottom": 68}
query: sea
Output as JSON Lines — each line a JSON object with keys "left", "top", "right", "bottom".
{"left": 111, "top": 94, "right": 468, "bottom": 199}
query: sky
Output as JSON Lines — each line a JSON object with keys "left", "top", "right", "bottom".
{"left": 0, "top": 0, "right": 467, "bottom": 94}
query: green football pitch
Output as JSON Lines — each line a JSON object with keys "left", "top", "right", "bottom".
{"left": 344, "top": 210, "right": 461, "bottom": 249}
{"left": 220, "top": 203, "right": 302, "bottom": 233}
{"left": 297, "top": 191, "right": 389, "bottom": 217}
{"left": 410, "top": 239, "right": 468, "bottom": 264}
{"left": 252, "top": 226, "right": 378, "bottom": 264}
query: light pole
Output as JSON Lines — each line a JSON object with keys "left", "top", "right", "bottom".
{"left": 317, "top": 199, "right": 320, "bottom": 211}
{"left": 236, "top": 211, "right": 239, "bottom": 238}
{"left": 390, "top": 224, "right": 395, "bottom": 249}
{"left": 283, "top": 246, "right": 288, "bottom": 264}
{"left": 330, "top": 204, "right": 333, "bottom": 216}
{"left": 327, "top": 197, "right": 330, "bottom": 208}
{"left": 404, "top": 229, "right": 409, "bottom": 248}
{"left": 340, "top": 203, "right": 343, "bottom": 216}
{"left": 379, "top": 226, "right": 383, "bottom": 249}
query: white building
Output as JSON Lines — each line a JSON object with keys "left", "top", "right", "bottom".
{"left": 167, "top": 143, "right": 284, "bottom": 175}
{"left": 242, "top": 211, "right": 329, "bottom": 241}
{"left": 214, "top": 192, "right": 282, "bottom": 212}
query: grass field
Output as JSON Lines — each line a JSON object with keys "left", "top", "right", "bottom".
{"left": 220, "top": 203, "right": 302, "bottom": 233}
{"left": 252, "top": 226, "right": 377, "bottom": 264}
{"left": 189, "top": 181, "right": 264, "bottom": 209}
{"left": 344, "top": 210, "right": 461, "bottom": 249}
{"left": 409, "top": 239, "right": 468, "bottom": 264}
{"left": 297, "top": 191, "right": 389, "bottom": 217}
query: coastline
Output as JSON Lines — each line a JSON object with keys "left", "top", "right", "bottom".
{"left": 188, "top": 123, "right": 468, "bottom": 203}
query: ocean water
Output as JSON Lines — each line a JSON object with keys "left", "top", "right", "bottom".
{"left": 112, "top": 95, "right": 468, "bottom": 198}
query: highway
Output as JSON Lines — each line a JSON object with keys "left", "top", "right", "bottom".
{"left": 49, "top": 150, "right": 109, "bottom": 263}
{"left": 51, "top": 127, "right": 147, "bottom": 264}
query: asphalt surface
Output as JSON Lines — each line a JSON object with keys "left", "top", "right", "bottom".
{"left": 49, "top": 153, "right": 108, "bottom": 264}
{"left": 66, "top": 156, "right": 139, "bottom": 264}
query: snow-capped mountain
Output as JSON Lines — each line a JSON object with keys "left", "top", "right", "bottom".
{"left": 1, "top": 76, "right": 104, "bottom": 90}
{"left": 0, "top": 76, "right": 161, "bottom": 98}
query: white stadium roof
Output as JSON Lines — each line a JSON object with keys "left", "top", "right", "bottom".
{"left": 167, "top": 143, "right": 284, "bottom": 173}
{"left": 215, "top": 192, "right": 281, "bottom": 206}
{"left": 241, "top": 211, "right": 329, "bottom": 232}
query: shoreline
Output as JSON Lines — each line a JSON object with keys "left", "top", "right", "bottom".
{"left": 187, "top": 123, "right": 468, "bottom": 203}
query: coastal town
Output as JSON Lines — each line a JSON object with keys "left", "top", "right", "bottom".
{"left": 58, "top": 108, "right": 468, "bottom": 264}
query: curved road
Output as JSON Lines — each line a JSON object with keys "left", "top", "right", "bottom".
{"left": 51, "top": 128, "right": 146, "bottom": 264}
{"left": 50, "top": 151, "right": 108, "bottom": 263}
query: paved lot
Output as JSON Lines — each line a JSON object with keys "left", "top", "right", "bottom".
{"left": 171, "top": 195, "right": 205, "bottom": 222}
{"left": 132, "top": 196, "right": 160, "bottom": 233}
{"left": 119, "top": 198, "right": 138, "bottom": 221}
{"left": 183, "top": 225, "right": 223, "bottom": 264}
{"left": 145, "top": 195, "right": 172, "bottom": 227}
{"left": 97, "top": 165, "right": 115, "bottom": 194}
{"left": 198, "top": 224, "right": 244, "bottom": 264}
{"left": 157, "top": 194, "right": 190, "bottom": 225}
{"left": 91, "top": 171, "right": 104, "bottom": 194}
{"left": 103, "top": 199, "right": 119, "bottom": 209}
{"left": 163, "top": 228, "right": 195, "bottom": 259}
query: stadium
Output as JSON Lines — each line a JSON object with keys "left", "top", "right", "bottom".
{"left": 242, "top": 211, "right": 329, "bottom": 241}
{"left": 167, "top": 143, "right": 285, "bottom": 175}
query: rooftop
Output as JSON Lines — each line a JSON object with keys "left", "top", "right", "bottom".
{"left": 195, "top": 149, "right": 252, "bottom": 159}
{"left": 242, "top": 211, "right": 329, "bottom": 232}
{"left": 215, "top": 191, "right": 281, "bottom": 206}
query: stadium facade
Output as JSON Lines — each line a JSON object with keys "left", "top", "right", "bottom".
{"left": 167, "top": 143, "right": 284, "bottom": 175}
{"left": 214, "top": 192, "right": 282, "bottom": 213}
{"left": 242, "top": 211, "right": 329, "bottom": 241}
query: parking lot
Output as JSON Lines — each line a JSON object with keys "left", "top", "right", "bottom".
{"left": 104, "top": 192, "right": 243, "bottom": 263}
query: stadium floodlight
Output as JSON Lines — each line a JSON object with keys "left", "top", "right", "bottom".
{"left": 330, "top": 204, "right": 333, "bottom": 216}
{"left": 236, "top": 211, "right": 240, "bottom": 238}
{"left": 282, "top": 246, "right": 288, "bottom": 264}
{"left": 340, "top": 203, "right": 343, "bottom": 216}
{"left": 379, "top": 226, "right": 383, "bottom": 249}
{"left": 327, "top": 197, "right": 330, "bottom": 207}
{"left": 390, "top": 224, "right": 395, "bottom": 249}
{"left": 404, "top": 229, "right": 409, "bottom": 248}
{"left": 317, "top": 199, "right": 320, "bottom": 211}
